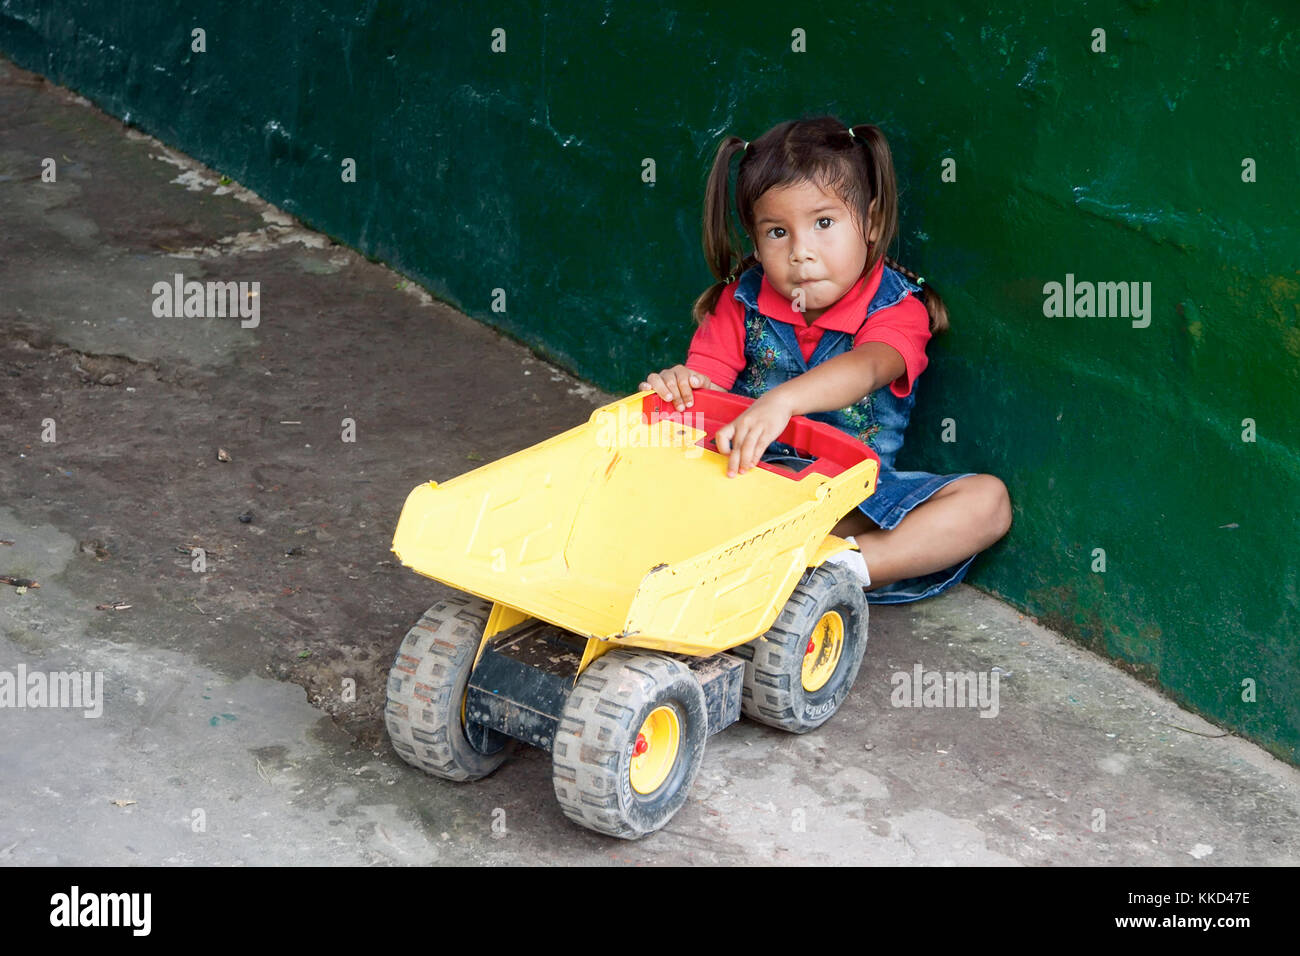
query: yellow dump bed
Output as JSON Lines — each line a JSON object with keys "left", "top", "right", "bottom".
{"left": 392, "top": 390, "right": 878, "bottom": 655}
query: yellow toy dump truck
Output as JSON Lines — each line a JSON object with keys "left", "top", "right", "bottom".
{"left": 385, "top": 389, "right": 880, "bottom": 839}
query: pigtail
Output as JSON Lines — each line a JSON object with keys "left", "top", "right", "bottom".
{"left": 691, "top": 135, "right": 755, "bottom": 326}
{"left": 883, "top": 256, "right": 951, "bottom": 336}
{"left": 849, "top": 124, "right": 898, "bottom": 285}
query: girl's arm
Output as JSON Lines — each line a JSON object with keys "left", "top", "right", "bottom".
{"left": 770, "top": 343, "right": 906, "bottom": 417}
{"left": 714, "top": 344, "right": 905, "bottom": 477}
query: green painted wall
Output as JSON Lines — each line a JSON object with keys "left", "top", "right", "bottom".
{"left": 3, "top": 1, "right": 1297, "bottom": 764}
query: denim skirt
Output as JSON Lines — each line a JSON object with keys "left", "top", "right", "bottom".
{"left": 760, "top": 450, "right": 978, "bottom": 605}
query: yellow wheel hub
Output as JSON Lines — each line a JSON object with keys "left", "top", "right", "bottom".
{"left": 802, "top": 610, "right": 845, "bottom": 692}
{"left": 630, "top": 705, "right": 681, "bottom": 795}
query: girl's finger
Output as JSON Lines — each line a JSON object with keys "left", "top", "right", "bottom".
{"left": 736, "top": 423, "right": 760, "bottom": 475}
{"left": 748, "top": 425, "right": 773, "bottom": 472}
{"left": 647, "top": 372, "right": 673, "bottom": 402}
{"left": 739, "top": 429, "right": 761, "bottom": 474}
{"left": 674, "top": 372, "right": 694, "bottom": 409}
{"left": 721, "top": 425, "right": 742, "bottom": 474}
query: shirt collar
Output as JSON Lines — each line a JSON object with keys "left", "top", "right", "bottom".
{"left": 755, "top": 257, "right": 884, "bottom": 332}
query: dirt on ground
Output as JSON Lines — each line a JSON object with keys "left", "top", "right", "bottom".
{"left": 0, "top": 59, "right": 613, "bottom": 754}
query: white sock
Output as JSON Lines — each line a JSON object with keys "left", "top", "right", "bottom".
{"left": 825, "top": 535, "right": 871, "bottom": 587}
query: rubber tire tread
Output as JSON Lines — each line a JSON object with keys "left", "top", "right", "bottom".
{"left": 730, "top": 562, "right": 869, "bottom": 733}
{"left": 385, "top": 594, "right": 511, "bottom": 782}
{"left": 552, "top": 651, "right": 707, "bottom": 839}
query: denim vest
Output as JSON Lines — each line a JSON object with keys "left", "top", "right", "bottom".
{"left": 728, "top": 262, "right": 923, "bottom": 472}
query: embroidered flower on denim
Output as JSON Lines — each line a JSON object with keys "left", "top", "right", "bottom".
{"left": 741, "top": 318, "right": 781, "bottom": 394}
{"left": 839, "top": 397, "right": 880, "bottom": 447}
{"left": 742, "top": 359, "right": 770, "bottom": 394}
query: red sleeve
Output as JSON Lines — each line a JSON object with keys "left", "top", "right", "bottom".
{"left": 854, "top": 293, "right": 931, "bottom": 398}
{"left": 684, "top": 285, "right": 746, "bottom": 390}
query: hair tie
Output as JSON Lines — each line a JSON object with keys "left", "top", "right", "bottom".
{"left": 916, "top": 276, "right": 925, "bottom": 286}
{"left": 742, "top": 140, "right": 749, "bottom": 151}
{"left": 847, "top": 127, "right": 856, "bottom": 140}
{"left": 725, "top": 272, "right": 737, "bottom": 284}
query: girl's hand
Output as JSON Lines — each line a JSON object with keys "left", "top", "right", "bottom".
{"left": 638, "top": 365, "right": 714, "bottom": 411}
{"left": 715, "top": 391, "right": 795, "bottom": 478}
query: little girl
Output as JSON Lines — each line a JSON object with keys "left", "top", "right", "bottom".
{"left": 640, "top": 116, "right": 1011, "bottom": 603}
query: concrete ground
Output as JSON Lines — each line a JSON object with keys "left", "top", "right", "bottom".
{"left": 2, "top": 56, "right": 1298, "bottom": 866}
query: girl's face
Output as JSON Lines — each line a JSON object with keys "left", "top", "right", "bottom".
{"left": 750, "top": 179, "right": 879, "bottom": 322}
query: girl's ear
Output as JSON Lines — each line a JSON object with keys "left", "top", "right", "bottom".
{"left": 865, "top": 199, "right": 881, "bottom": 245}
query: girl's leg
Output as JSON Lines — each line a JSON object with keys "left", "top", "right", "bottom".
{"left": 828, "top": 474, "right": 1011, "bottom": 589}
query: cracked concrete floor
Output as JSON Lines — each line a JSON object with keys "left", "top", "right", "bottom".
{"left": 2, "top": 57, "right": 1299, "bottom": 865}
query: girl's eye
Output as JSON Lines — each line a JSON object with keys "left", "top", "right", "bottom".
{"left": 763, "top": 219, "right": 831, "bottom": 239}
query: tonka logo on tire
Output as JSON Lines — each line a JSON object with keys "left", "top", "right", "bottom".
{"left": 804, "top": 698, "right": 837, "bottom": 720}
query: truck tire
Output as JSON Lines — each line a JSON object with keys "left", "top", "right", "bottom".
{"left": 385, "top": 594, "right": 511, "bottom": 782}
{"left": 731, "top": 562, "right": 869, "bottom": 733}
{"left": 552, "top": 651, "right": 707, "bottom": 839}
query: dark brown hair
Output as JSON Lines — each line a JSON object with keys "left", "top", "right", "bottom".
{"left": 691, "top": 115, "right": 949, "bottom": 335}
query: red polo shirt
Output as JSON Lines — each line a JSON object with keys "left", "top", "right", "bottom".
{"left": 685, "top": 258, "right": 931, "bottom": 398}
